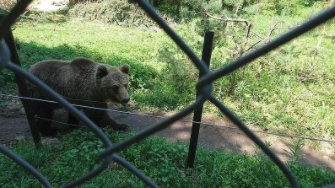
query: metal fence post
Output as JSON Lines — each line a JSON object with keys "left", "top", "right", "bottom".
{"left": 186, "top": 31, "right": 214, "bottom": 168}
{"left": 0, "top": 14, "right": 41, "bottom": 146}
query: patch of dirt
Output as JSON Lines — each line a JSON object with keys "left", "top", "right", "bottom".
{"left": 0, "top": 101, "right": 334, "bottom": 171}
{"left": 0, "top": 101, "right": 31, "bottom": 145}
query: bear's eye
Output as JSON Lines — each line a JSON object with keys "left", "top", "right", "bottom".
{"left": 112, "top": 85, "right": 119, "bottom": 91}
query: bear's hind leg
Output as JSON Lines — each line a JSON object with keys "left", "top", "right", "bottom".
{"left": 68, "top": 113, "right": 80, "bottom": 125}
{"left": 35, "top": 106, "right": 58, "bottom": 136}
{"left": 29, "top": 85, "right": 58, "bottom": 136}
{"left": 67, "top": 112, "right": 81, "bottom": 132}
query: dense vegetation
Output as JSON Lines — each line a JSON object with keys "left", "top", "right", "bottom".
{"left": 0, "top": 0, "right": 335, "bottom": 187}
{"left": 1, "top": 128, "right": 335, "bottom": 187}
{"left": 3, "top": 0, "right": 334, "bottom": 140}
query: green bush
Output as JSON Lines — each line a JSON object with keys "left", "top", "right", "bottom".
{"left": 0, "top": 69, "right": 14, "bottom": 86}
{"left": 69, "top": 0, "right": 162, "bottom": 27}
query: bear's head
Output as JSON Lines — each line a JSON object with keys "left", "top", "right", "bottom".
{"left": 96, "top": 64, "right": 130, "bottom": 105}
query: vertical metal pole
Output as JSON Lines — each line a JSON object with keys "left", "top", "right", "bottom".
{"left": 187, "top": 31, "right": 214, "bottom": 168}
{"left": 1, "top": 15, "right": 41, "bottom": 146}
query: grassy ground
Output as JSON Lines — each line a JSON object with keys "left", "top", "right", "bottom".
{"left": 0, "top": 2, "right": 335, "bottom": 187}
{"left": 1, "top": 128, "right": 334, "bottom": 188}
{"left": 7, "top": 13, "right": 335, "bottom": 141}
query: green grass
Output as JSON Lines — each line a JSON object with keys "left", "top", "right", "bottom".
{"left": 1, "top": 9, "right": 334, "bottom": 141}
{"left": 0, "top": 3, "right": 335, "bottom": 187}
{"left": 10, "top": 16, "right": 202, "bottom": 110}
{"left": 0, "top": 128, "right": 334, "bottom": 188}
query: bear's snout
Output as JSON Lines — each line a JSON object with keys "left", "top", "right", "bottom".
{"left": 122, "top": 98, "right": 130, "bottom": 104}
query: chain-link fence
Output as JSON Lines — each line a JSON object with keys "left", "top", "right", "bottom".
{"left": 1, "top": 0, "right": 335, "bottom": 187}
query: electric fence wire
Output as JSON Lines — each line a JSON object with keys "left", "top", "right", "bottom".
{"left": 2, "top": 93, "right": 335, "bottom": 144}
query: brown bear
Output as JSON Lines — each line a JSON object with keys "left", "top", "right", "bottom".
{"left": 27, "top": 58, "right": 130, "bottom": 136}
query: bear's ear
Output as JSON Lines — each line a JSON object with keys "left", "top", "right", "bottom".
{"left": 120, "top": 64, "right": 130, "bottom": 74}
{"left": 97, "top": 65, "right": 108, "bottom": 78}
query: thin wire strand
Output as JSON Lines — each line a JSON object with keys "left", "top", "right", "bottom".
{"left": 25, "top": 82, "right": 107, "bottom": 105}
{"left": 35, "top": 116, "right": 87, "bottom": 129}
{"left": 4, "top": 93, "right": 333, "bottom": 144}
{"left": 99, "top": 84, "right": 212, "bottom": 158}
{"left": 35, "top": 115, "right": 335, "bottom": 145}
{"left": 209, "top": 95, "right": 299, "bottom": 187}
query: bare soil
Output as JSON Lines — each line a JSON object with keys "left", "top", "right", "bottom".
{"left": 0, "top": 101, "right": 334, "bottom": 171}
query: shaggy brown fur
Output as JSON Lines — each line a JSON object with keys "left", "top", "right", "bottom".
{"left": 28, "top": 58, "right": 130, "bottom": 136}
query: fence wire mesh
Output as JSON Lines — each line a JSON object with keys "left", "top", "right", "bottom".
{"left": 0, "top": 0, "right": 335, "bottom": 188}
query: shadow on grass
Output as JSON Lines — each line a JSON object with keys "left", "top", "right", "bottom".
{"left": 4, "top": 40, "right": 191, "bottom": 111}
{"left": 110, "top": 109, "right": 335, "bottom": 173}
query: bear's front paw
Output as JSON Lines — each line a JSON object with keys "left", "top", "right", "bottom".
{"left": 115, "top": 124, "right": 128, "bottom": 132}
{"left": 40, "top": 127, "right": 60, "bottom": 137}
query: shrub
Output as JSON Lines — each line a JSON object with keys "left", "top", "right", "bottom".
{"left": 0, "top": 0, "right": 16, "bottom": 12}
{"left": 69, "top": 0, "right": 158, "bottom": 27}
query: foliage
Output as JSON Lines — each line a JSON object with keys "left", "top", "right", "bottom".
{"left": 283, "top": 139, "right": 305, "bottom": 163}
{"left": 1, "top": 4, "right": 335, "bottom": 185}
{"left": 69, "top": 0, "right": 159, "bottom": 27}
{"left": 0, "top": 68, "right": 16, "bottom": 109}
{"left": 0, "top": 0, "right": 334, "bottom": 150}
{"left": 1, "top": 2, "right": 334, "bottom": 139}
{"left": 0, "top": 0, "right": 16, "bottom": 12}
{"left": 0, "top": 69, "right": 15, "bottom": 86}
{"left": 0, "top": 128, "right": 334, "bottom": 187}
{"left": 137, "top": 0, "right": 333, "bottom": 20}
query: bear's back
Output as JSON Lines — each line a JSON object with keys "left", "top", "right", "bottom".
{"left": 29, "top": 58, "right": 99, "bottom": 99}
